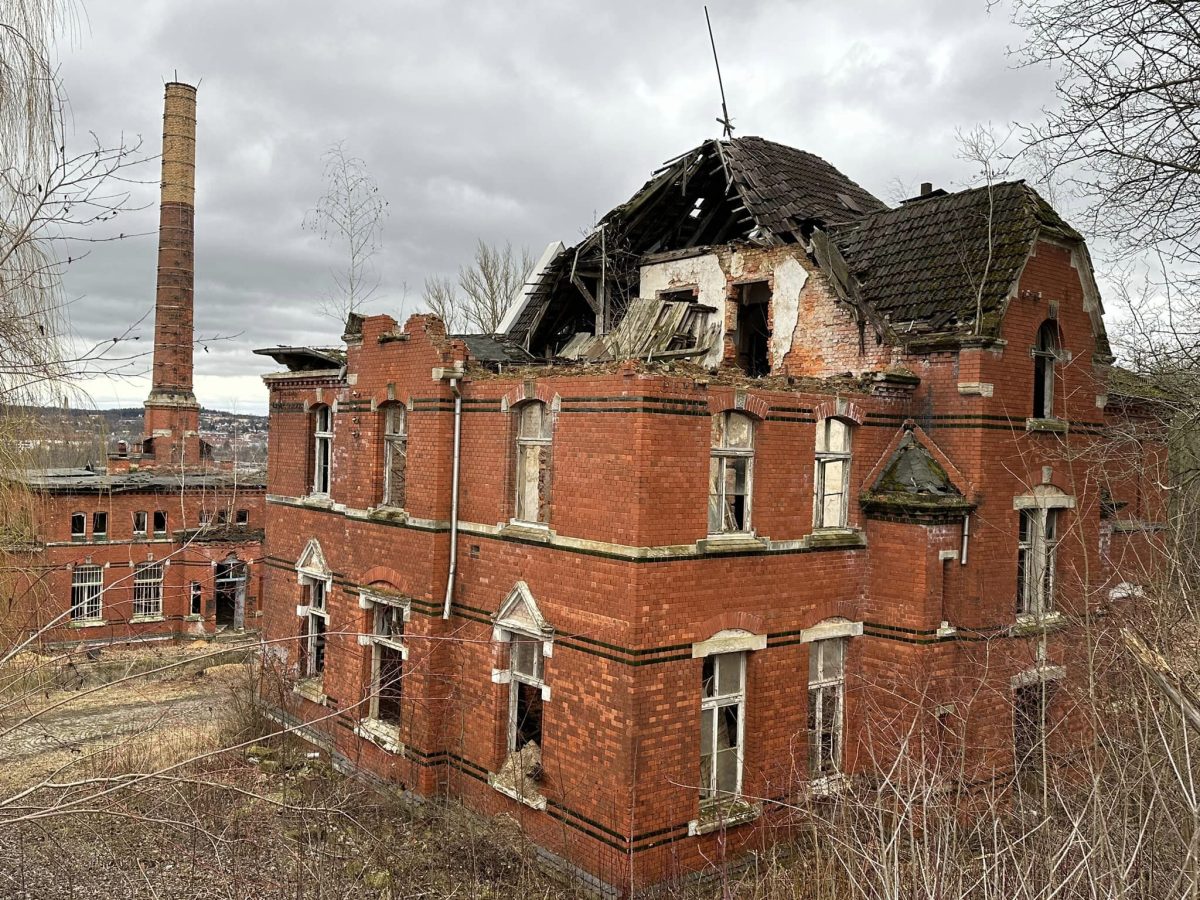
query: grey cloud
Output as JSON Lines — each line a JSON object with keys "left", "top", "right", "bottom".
{"left": 54, "top": 0, "right": 1055, "bottom": 412}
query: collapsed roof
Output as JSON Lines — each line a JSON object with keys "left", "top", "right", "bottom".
{"left": 502, "top": 136, "right": 1101, "bottom": 361}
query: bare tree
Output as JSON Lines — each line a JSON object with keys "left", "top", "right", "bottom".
{"left": 303, "top": 142, "right": 389, "bottom": 324}
{"left": 422, "top": 240, "right": 534, "bottom": 335}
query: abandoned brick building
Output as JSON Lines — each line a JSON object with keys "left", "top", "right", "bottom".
{"left": 6, "top": 82, "right": 265, "bottom": 649}
{"left": 258, "top": 136, "right": 1162, "bottom": 891}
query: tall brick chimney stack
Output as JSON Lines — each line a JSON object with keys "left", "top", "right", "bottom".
{"left": 143, "top": 81, "right": 203, "bottom": 466}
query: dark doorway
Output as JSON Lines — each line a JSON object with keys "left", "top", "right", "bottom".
{"left": 735, "top": 281, "right": 771, "bottom": 376}
{"left": 214, "top": 559, "right": 246, "bottom": 628}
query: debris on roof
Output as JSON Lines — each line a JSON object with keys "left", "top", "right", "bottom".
{"left": 557, "top": 296, "right": 720, "bottom": 363}
{"left": 254, "top": 346, "right": 346, "bottom": 372}
{"left": 454, "top": 334, "right": 536, "bottom": 367}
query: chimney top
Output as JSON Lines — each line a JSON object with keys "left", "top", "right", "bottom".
{"left": 921, "top": 182, "right": 934, "bottom": 196}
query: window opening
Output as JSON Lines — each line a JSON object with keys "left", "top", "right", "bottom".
{"left": 214, "top": 560, "right": 246, "bottom": 627}
{"left": 1032, "top": 321, "right": 1060, "bottom": 419}
{"left": 313, "top": 404, "right": 333, "bottom": 494}
{"left": 153, "top": 510, "right": 167, "bottom": 536}
{"left": 735, "top": 281, "right": 771, "bottom": 376}
{"left": 92, "top": 512, "right": 108, "bottom": 541}
{"left": 301, "top": 578, "right": 328, "bottom": 678}
{"left": 70, "top": 513, "right": 85, "bottom": 542}
{"left": 369, "top": 602, "right": 406, "bottom": 726}
{"left": 133, "top": 562, "right": 164, "bottom": 618}
{"left": 709, "top": 412, "right": 755, "bottom": 534}
{"left": 808, "top": 638, "right": 846, "bottom": 779}
{"left": 814, "top": 418, "right": 852, "bottom": 529}
{"left": 1014, "top": 682, "right": 1051, "bottom": 779}
{"left": 1017, "top": 508, "right": 1059, "bottom": 616}
{"left": 70, "top": 565, "right": 103, "bottom": 621}
{"left": 235, "top": 509, "right": 249, "bottom": 527}
{"left": 700, "top": 652, "right": 745, "bottom": 803}
{"left": 132, "top": 511, "right": 147, "bottom": 538}
{"left": 509, "top": 634, "right": 545, "bottom": 752}
{"left": 514, "top": 402, "right": 551, "bottom": 524}
{"left": 189, "top": 581, "right": 202, "bottom": 616}
{"left": 383, "top": 405, "right": 407, "bottom": 508}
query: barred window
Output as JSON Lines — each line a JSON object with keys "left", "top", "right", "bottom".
{"left": 133, "top": 562, "right": 164, "bottom": 618}
{"left": 70, "top": 565, "right": 103, "bottom": 621}
{"left": 383, "top": 405, "right": 407, "bottom": 508}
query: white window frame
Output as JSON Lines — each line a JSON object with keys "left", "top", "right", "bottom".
{"left": 132, "top": 510, "right": 147, "bottom": 538}
{"left": 708, "top": 411, "right": 755, "bottom": 535}
{"left": 70, "top": 512, "right": 85, "bottom": 542}
{"left": 312, "top": 404, "right": 333, "bottom": 495}
{"left": 807, "top": 638, "right": 846, "bottom": 781}
{"left": 1032, "top": 321, "right": 1060, "bottom": 419}
{"left": 513, "top": 401, "right": 551, "bottom": 525}
{"left": 152, "top": 510, "right": 167, "bottom": 537}
{"left": 189, "top": 581, "right": 202, "bottom": 616}
{"left": 382, "top": 404, "right": 408, "bottom": 508}
{"left": 301, "top": 577, "right": 330, "bottom": 679}
{"left": 92, "top": 511, "right": 108, "bottom": 541}
{"left": 70, "top": 564, "right": 103, "bottom": 621}
{"left": 503, "top": 628, "right": 548, "bottom": 753}
{"left": 699, "top": 651, "right": 746, "bottom": 805}
{"left": 814, "top": 417, "right": 852, "bottom": 529}
{"left": 1017, "top": 507, "right": 1060, "bottom": 618}
{"left": 364, "top": 594, "right": 409, "bottom": 727}
{"left": 132, "top": 561, "right": 164, "bottom": 618}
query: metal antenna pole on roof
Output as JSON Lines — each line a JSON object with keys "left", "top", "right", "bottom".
{"left": 705, "top": 5, "right": 734, "bottom": 139}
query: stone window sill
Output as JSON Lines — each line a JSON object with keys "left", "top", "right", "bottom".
{"left": 1012, "top": 611, "right": 1066, "bottom": 635}
{"left": 1026, "top": 417, "right": 1069, "bottom": 434}
{"left": 808, "top": 774, "right": 847, "bottom": 798}
{"left": 293, "top": 678, "right": 328, "bottom": 706}
{"left": 488, "top": 775, "right": 548, "bottom": 811}
{"left": 300, "top": 494, "right": 334, "bottom": 509}
{"left": 689, "top": 799, "right": 761, "bottom": 835}
{"left": 368, "top": 505, "right": 408, "bottom": 523}
{"left": 69, "top": 618, "right": 107, "bottom": 629}
{"left": 803, "top": 528, "right": 866, "bottom": 550}
{"left": 130, "top": 615, "right": 165, "bottom": 624}
{"left": 699, "top": 533, "right": 767, "bottom": 554}
{"left": 500, "top": 521, "right": 553, "bottom": 543}
{"left": 355, "top": 719, "right": 404, "bottom": 755}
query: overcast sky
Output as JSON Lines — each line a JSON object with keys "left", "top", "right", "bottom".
{"left": 55, "top": 0, "right": 1058, "bottom": 416}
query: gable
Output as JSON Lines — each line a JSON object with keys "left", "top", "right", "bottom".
{"left": 494, "top": 581, "right": 552, "bottom": 636}
{"left": 296, "top": 537, "right": 329, "bottom": 580}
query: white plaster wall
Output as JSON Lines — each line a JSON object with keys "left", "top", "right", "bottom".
{"left": 770, "top": 257, "right": 807, "bottom": 371}
{"left": 638, "top": 253, "right": 728, "bottom": 368}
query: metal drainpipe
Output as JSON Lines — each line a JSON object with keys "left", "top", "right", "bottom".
{"left": 443, "top": 377, "right": 463, "bottom": 619}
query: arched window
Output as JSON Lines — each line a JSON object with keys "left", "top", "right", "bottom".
{"left": 709, "top": 411, "right": 755, "bottom": 534}
{"left": 382, "top": 404, "right": 407, "bottom": 508}
{"left": 1032, "top": 321, "right": 1060, "bottom": 419}
{"left": 814, "top": 418, "right": 852, "bottom": 529}
{"left": 514, "top": 401, "right": 551, "bottom": 524}
{"left": 312, "top": 404, "right": 332, "bottom": 495}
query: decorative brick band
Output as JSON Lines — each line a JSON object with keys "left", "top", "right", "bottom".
{"left": 499, "top": 383, "right": 561, "bottom": 412}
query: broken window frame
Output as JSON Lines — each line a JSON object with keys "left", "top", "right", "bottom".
{"left": 312, "top": 404, "right": 333, "bottom": 496}
{"left": 132, "top": 561, "right": 164, "bottom": 618}
{"left": 1032, "top": 320, "right": 1060, "bottom": 420}
{"left": 153, "top": 510, "right": 167, "bottom": 537}
{"left": 92, "top": 511, "right": 108, "bottom": 542}
{"left": 699, "top": 651, "right": 746, "bottom": 805}
{"left": 70, "top": 564, "right": 103, "bottom": 621}
{"left": 301, "top": 576, "right": 329, "bottom": 679}
{"left": 1017, "top": 508, "right": 1059, "bottom": 617}
{"left": 382, "top": 404, "right": 408, "bottom": 509}
{"left": 734, "top": 280, "right": 772, "bottom": 377}
{"left": 807, "top": 638, "right": 846, "bottom": 780}
{"left": 70, "top": 512, "right": 85, "bottom": 542}
{"left": 132, "top": 510, "right": 147, "bottom": 538}
{"left": 367, "top": 596, "right": 409, "bottom": 728}
{"left": 708, "top": 411, "right": 755, "bottom": 535}
{"left": 814, "top": 418, "right": 853, "bottom": 530}
{"left": 506, "top": 628, "right": 546, "bottom": 754}
{"left": 189, "top": 581, "right": 202, "bottom": 616}
{"left": 513, "top": 401, "right": 552, "bottom": 525}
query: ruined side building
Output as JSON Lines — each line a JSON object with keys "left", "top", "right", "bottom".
{"left": 257, "top": 137, "right": 1163, "bottom": 891}
{"left": 7, "top": 83, "right": 265, "bottom": 650}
